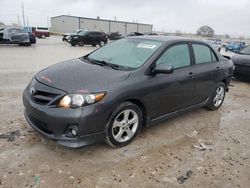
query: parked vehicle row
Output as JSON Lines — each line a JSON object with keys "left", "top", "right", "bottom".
{"left": 62, "top": 30, "right": 158, "bottom": 43}
{"left": 23, "top": 36, "right": 234, "bottom": 148}
{"left": 204, "top": 39, "right": 222, "bottom": 52}
{"left": 0, "top": 27, "right": 36, "bottom": 46}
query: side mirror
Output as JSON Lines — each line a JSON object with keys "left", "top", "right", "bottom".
{"left": 153, "top": 64, "right": 174, "bottom": 74}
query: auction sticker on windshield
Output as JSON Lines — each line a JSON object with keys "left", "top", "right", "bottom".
{"left": 137, "top": 44, "right": 157, "bottom": 49}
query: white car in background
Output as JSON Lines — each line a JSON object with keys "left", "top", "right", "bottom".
{"left": 204, "top": 38, "right": 222, "bottom": 52}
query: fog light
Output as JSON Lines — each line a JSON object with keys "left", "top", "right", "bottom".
{"left": 65, "top": 125, "right": 78, "bottom": 138}
{"left": 71, "top": 128, "right": 77, "bottom": 136}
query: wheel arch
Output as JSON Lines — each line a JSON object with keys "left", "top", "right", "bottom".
{"left": 220, "top": 78, "right": 229, "bottom": 91}
{"left": 122, "top": 98, "right": 147, "bottom": 129}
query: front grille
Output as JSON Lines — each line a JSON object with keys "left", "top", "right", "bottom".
{"left": 31, "top": 90, "right": 59, "bottom": 105}
{"left": 28, "top": 114, "right": 53, "bottom": 135}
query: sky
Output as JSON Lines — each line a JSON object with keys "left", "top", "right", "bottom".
{"left": 0, "top": 0, "right": 249, "bottom": 37}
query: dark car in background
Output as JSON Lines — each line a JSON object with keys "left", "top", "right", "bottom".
{"left": 225, "top": 41, "right": 246, "bottom": 52}
{"left": 68, "top": 30, "right": 107, "bottom": 47}
{"left": 126, "top": 32, "right": 144, "bottom": 37}
{"left": 107, "top": 32, "right": 123, "bottom": 40}
{"left": 0, "top": 27, "right": 36, "bottom": 46}
{"left": 23, "top": 36, "right": 233, "bottom": 148}
{"left": 109, "top": 32, "right": 144, "bottom": 41}
{"left": 144, "top": 32, "right": 158, "bottom": 35}
{"left": 62, "top": 29, "right": 86, "bottom": 42}
{"left": 232, "top": 45, "right": 250, "bottom": 77}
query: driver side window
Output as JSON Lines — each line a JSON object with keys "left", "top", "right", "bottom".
{"left": 156, "top": 44, "right": 191, "bottom": 69}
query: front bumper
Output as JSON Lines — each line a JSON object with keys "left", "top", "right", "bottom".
{"left": 22, "top": 80, "right": 109, "bottom": 148}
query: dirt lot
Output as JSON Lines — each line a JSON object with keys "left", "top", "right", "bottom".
{"left": 0, "top": 36, "right": 250, "bottom": 188}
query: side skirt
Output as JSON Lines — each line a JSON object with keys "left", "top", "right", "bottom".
{"left": 147, "top": 98, "right": 210, "bottom": 127}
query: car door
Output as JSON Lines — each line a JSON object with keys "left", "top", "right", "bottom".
{"left": 77, "top": 31, "right": 87, "bottom": 43}
{"left": 190, "top": 42, "right": 223, "bottom": 104}
{"left": 94, "top": 32, "right": 102, "bottom": 43}
{"left": 85, "top": 32, "right": 95, "bottom": 44}
{"left": 150, "top": 43, "right": 195, "bottom": 118}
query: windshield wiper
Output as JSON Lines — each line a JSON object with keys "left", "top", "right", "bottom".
{"left": 85, "top": 57, "right": 123, "bottom": 70}
{"left": 80, "top": 56, "right": 134, "bottom": 70}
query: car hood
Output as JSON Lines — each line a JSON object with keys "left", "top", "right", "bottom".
{"left": 35, "top": 58, "right": 131, "bottom": 93}
{"left": 232, "top": 54, "right": 250, "bottom": 66}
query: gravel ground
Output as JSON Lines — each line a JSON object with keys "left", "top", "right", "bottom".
{"left": 0, "top": 36, "right": 249, "bottom": 188}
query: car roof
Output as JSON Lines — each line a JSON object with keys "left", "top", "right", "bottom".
{"left": 128, "top": 35, "right": 202, "bottom": 44}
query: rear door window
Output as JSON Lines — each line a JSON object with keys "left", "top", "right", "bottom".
{"left": 192, "top": 44, "right": 216, "bottom": 64}
{"left": 156, "top": 44, "right": 191, "bottom": 69}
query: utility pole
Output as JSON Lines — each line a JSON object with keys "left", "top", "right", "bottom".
{"left": 17, "top": 14, "right": 20, "bottom": 26}
{"left": 26, "top": 16, "right": 29, "bottom": 27}
{"left": 47, "top": 16, "right": 49, "bottom": 28}
{"left": 22, "top": 3, "right": 25, "bottom": 26}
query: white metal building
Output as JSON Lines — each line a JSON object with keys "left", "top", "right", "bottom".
{"left": 50, "top": 15, "right": 153, "bottom": 34}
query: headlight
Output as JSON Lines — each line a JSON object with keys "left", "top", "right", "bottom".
{"left": 58, "top": 92, "right": 106, "bottom": 108}
{"left": 73, "top": 36, "right": 78, "bottom": 39}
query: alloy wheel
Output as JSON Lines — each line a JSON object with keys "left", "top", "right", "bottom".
{"left": 213, "top": 86, "right": 225, "bottom": 107}
{"left": 112, "top": 109, "right": 139, "bottom": 142}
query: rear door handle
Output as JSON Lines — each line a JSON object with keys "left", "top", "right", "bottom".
{"left": 188, "top": 72, "right": 194, "bottom": 79}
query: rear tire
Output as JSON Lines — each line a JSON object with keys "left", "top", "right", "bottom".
{"left": 78, "top": 41, "right": 84, "bottom": 47}
{"left": 105, "top": 102, "right": 142, "bottom": 147}
{"left": 41, "top": 34, "right": 46, "bottom": 39}
{"left": 206, "top": 82, "right": 226, "bottom": 110}
{"left": 99, "top": 41, "right": 105, "bottom": 47}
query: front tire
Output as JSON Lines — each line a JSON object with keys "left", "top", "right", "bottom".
{"left": 207, "top": 82, "right": 226, "bottom": 110}
{"left": 21, "top": 43, "right": 31, "bottom": 46}
{"left": 105, "top": 102, "right": 143, "bottom": 147}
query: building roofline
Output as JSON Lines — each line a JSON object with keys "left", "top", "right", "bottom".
{"left": 51, "top": 15, "right": 153, "bottom": 27}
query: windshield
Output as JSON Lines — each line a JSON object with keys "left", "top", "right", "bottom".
{"left": 240, "top": 46, "right": 250, "bottom": 55}
{"left": 87, "top": 38, "right": 162, "bottom": 69}
{"left": 76, "top": 30, "right": 86, "bottom": 35}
